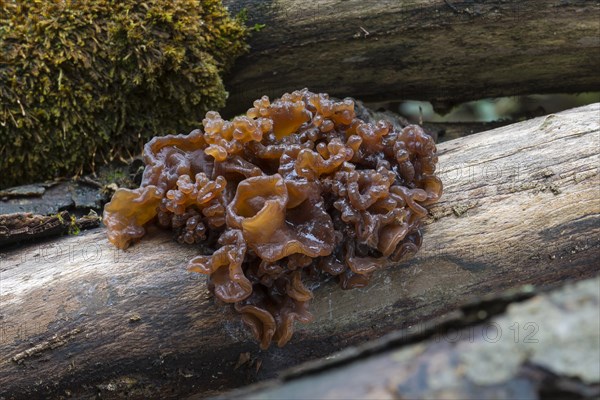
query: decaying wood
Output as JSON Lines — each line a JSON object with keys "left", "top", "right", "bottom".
{"left": 0, "top": 104, "right": 599, "bottom": 398}
{"left": 0, "top": 180, "right": 108, "bottom": 216}
{"left": 215, "top": 276, "right": 600, "bottom": 400}
{"left": 222, "top": 0, "right": 600, "bottom": 116}
{"left": 0, "top": 212, "right": 101, "bottom": 248}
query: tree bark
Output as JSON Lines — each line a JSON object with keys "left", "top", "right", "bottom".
{"left": 222, "top": 0, "right": 600, "bottom": 116}
{"left": 214, "top": 277, "right": 600, "bottom": 400}
{"left": 1, "top": 104, "right": 599, "bottom": 399}
{"left": 0, "top": 212, "right": 101, "bottom": 248}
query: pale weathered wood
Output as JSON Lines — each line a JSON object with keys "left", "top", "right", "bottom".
{"left": 215, "top": 277, "right": 600, "bottom": 400}
{"left": 1, "top": 104, "right": 599, "bottom": 398}
{"left": 222, "top": 0, "right": 600, "bottom": 116}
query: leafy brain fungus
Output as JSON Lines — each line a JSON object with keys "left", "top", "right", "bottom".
{"left": 104, "top": 89, "right": 443, "bottom": 349}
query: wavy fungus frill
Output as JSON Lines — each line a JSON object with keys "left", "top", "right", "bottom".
{"left": 103, "top": 89, "right": 442, "bottom": 349}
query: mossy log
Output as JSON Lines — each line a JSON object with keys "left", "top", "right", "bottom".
{"left": 222, "top": 0, "right": 600, "bottom": 115}
{"left": 1, "top": 104, "right": 599, "bottom": 399}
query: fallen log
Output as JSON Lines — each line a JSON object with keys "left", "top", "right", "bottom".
{"left": 215, "top": 276, "right": 600, "bottom": 400}
{"left": 222, "top": 0, "right": 600, "bottom": 115}
{"left": 1, "top": 104, "right": 599, "bottom": 399}
{"left": 0, "top": 212, "right": 101, "bottom": 248}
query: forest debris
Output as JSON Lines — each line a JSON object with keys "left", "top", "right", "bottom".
{"left": 0, "top": 184, "right": 47, "bottom": 198}
{"left": 234, "top": 352, "right": 251, "bottom": 370}
{"left": 128, "top": 314, "right": 142, "bottom": 323}
{"left": 0, "top": 211, "right": 101, "bottom": 248}
{"left": 12, "top": 328, "right": 82, "bottom": 363}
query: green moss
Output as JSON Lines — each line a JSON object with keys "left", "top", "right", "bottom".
{"left": 0, "top": 0, "right": 248, "bottom": 188}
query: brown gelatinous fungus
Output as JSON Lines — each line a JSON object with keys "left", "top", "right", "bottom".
{"left": 103, "top": 89, "right": 443, "bottom": 349}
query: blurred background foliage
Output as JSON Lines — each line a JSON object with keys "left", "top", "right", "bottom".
{"left": 397, "top": 93, "right": 600, "bottom": 124}
{"left": 0, "top": 0, "right": 247, "bottom": 188}
{"left": 366, "top": 93, "right": 600, "bottom": 142}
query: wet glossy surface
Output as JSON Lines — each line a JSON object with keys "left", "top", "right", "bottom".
{"left": 103, "top": 89, "right": 442, "bottom": 349}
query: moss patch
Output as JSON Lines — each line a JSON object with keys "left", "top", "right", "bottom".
{"left": 0, "top": 0, "right": 247, "bottom": 188}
